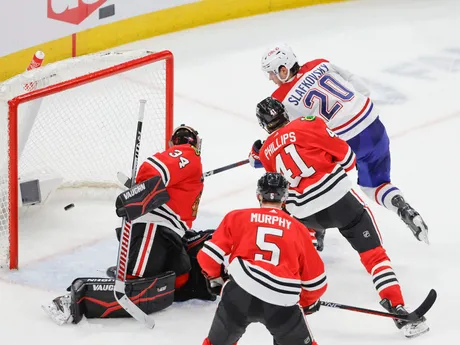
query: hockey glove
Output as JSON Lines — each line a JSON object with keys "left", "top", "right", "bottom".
{"left": 202, "top": 265, "right": 228, "bottom": 296}
{"left": 248, "top": 139, "right": 264, "bottom": 168}
{"left": 115, "top": 175, "right": 170, "bottom": 221}
{"left": 303, "top": 300, "right": 321, "bottom": 315}
{"left": 208, "top": 277, "right": 225, "bottom": 294}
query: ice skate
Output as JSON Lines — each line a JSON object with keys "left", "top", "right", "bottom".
{"left": 391, "top": 195, "right": 429, "bottom": 244}
{"left": 41, "top": 294, "right": 73, "bottom": 326}
{"left": 380, "top": 299, "right": 429, "bottom": 338}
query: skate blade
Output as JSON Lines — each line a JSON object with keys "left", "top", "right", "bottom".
{"left": 413, "top": 216, "right": 429, "bottom": 245}
{"left": 403, "top": 324, "right": 430, "bottom": 338}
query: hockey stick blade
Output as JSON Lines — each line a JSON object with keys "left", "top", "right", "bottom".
{"left": 114, "top": 281, "right": 155, "bottom": 328}
{"left": 405, "top": 289, "right": 437, "bottom": 321}
{"left": 117, "top": 171, "right": 131, "bottom": 189}
{"left": 320, "top": 289, "right": 437, "bottom": 322}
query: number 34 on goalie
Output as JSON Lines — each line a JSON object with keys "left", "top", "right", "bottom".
{"left": 169, "top": 149, "right": 189, "bottom": 168}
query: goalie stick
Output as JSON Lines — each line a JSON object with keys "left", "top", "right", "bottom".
{"left": 320, "top": 289, "right": 437, "bottom": 322}
{"left": 117, "top": 159, "right": 250, "bottom": 188}
{"left": 113, "top": 99, "right": 156, "bottom": 329}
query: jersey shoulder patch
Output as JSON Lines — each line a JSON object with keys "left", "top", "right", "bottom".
{"left": 301, "top": 115, "right": 316, "bottom": 121}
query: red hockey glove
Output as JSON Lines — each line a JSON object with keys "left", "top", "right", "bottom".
{"left": 248, "top": 140, "right": 264, "bottom": 168}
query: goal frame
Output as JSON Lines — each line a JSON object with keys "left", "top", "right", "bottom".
{"left": 5, "top": 50, "right": 174, "bottom": 269}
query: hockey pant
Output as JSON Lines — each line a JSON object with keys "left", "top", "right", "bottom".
{"left": 116, "top": 224, "right": 216, "bottom": 301}
{"left": 299, "top": 190, "right": 405, "bottom": 307}
{"left": 346, "top": 117, "right": 403, "bottom": 211}
{"left": 203, "top": 280, "right": 317, "bottom": 345}
{"left": 124, "top": 223, "right": 191, "bottom": 280}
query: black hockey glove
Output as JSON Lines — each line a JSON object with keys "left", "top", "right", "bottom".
{"left": 182, "top": 229, "right": 214, "bottom": 251}
{"left": 203, "top": 265, "right": 228, "bottom": 296}
{"left": 303, "top": 300, "right": 321, "bottom": 315}
{"left": 208, "top": 277, "right": 225, "bottom": 295}
{"left": 115, "top": 175, "right": 170, "bottom": 221}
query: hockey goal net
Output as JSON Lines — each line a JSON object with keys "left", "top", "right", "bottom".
{"left": 0, "top": 50, "right": 174, "bottom": 269}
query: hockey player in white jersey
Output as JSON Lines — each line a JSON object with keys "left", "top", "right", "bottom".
{"left": 254, "top": 44, "right": 428, "bottom": 244}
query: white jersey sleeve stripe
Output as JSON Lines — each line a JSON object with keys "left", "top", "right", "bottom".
{"left": 201, "top": 246, "right": 224, "bottom": 265}
{"left": 146, "top": 156, "right": 170, "bottom": 186}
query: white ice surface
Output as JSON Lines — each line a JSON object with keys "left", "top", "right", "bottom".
{"left": 1, "top": 0, "right": 460, "bottom": 343}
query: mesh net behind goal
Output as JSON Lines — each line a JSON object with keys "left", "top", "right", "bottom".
{"left": 0, "top": 50, "right": 173, "bottom": 268}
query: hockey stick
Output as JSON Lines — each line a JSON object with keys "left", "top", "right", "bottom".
{"left": 117, "top": 159, "right": 250, "bottom": 189}
{"left": 202, "top": 159, "right": 250, "bottom": 178}
{"left": 113, "top": 99, "right": 156, "bottom": 329}
{"left": 320, "top": 289, "right": 437, "bottom": 322}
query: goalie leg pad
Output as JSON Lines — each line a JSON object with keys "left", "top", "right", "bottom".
{"left": 68, "top": 271, "right": 175, "bottom": 324}
{"left": 115, "top": 175, "right": 170, "bottom": 221}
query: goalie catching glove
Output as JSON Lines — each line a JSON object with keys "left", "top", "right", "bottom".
{"left": 115, "top": 175, "right": 170, "bottom": 221}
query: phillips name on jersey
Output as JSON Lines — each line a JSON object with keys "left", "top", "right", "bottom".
{"left": 259, "top": 116, "right": 356, "bottom": 219}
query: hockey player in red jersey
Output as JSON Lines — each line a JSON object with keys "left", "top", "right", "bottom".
{"left": 256, "top": 44, "right": 428, "bottom": 244}
{"left": 42, "top": 125, "right": 216, "bottom": 325}
{"left": 252, "top": 97, "right": 429, "bottom": 338}
{"left": 198, "top": 172, "right": 326, "bottom": 345}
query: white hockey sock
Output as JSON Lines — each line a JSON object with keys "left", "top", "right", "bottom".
{"left": 360, "top": 183, "right": 402, "bottom": 213}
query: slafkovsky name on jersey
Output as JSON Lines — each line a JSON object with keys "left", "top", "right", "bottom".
{"left": 251, "top": 213, "right": 292, "bottom": 229}
{"left": 287, "top": 63, "right": 329, "bottom": 106}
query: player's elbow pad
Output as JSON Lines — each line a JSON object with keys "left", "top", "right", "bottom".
{"left": 115, "top": 175, "right": 170, "bottom": 221}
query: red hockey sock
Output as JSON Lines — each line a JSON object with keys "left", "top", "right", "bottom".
{"left": 360, "top": 246, "right": 404, "bottom": 306}
{"left": 175, "top": 272, "right": 190, "bottom": 289}
{"left": 203, "top": 338, "right": 237, "bottom": 345}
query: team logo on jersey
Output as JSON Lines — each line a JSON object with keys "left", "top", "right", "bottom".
{"left": 302, "top": 115, "right": 316, "bottom": 121}
{"left": 192, "top": 145, "right": 201, "bottom": 156}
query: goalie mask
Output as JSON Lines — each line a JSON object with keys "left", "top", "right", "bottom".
{"left": 256, "top": 97, "right": 290, "bottom": 134}
{"left": 169, "top": 125, "right": 202, "bottom": 152}
{"left": 256, "top": 172, "right": 289, "bottom": 204}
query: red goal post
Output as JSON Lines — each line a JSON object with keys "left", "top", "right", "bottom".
{"left": 1, "top": 50, "right": 174, "bottom": 269}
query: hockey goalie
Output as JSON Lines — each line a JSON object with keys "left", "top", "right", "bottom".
{"left": 42, "top": 125, "right": 217, "bottom": 325}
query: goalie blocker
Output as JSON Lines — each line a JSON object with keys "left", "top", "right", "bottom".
{"left": 116, "top": 175, "right": 170, "bottom": 221}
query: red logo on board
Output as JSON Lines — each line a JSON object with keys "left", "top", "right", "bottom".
{"left": 47, "top": 0, "right": 107, "bottom": 25}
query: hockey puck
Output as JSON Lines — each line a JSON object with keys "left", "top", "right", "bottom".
{"left": 64, "top": 203, "right": 75, "bottom": 211}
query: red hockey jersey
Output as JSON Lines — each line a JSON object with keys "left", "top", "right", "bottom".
{"left": 197, "top": 207, "right": 327, "bottom": 307}
{"left": 259, "top": 116, "right": 356, "bottom": 219}
{"left": 134, "top": 144, "right": 203, "bottom": 237}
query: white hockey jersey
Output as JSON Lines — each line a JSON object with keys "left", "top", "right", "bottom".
{"left": 272, "top": 59, "right": 378, "bottom": 141}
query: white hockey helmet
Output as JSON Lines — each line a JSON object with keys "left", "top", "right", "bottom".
{"left": 261, "top": 44, "right": 298, "bottom": 83}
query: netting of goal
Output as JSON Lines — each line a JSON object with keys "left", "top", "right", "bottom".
{"left": 0, "top": 50, "right": 174, "bottom": 269}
